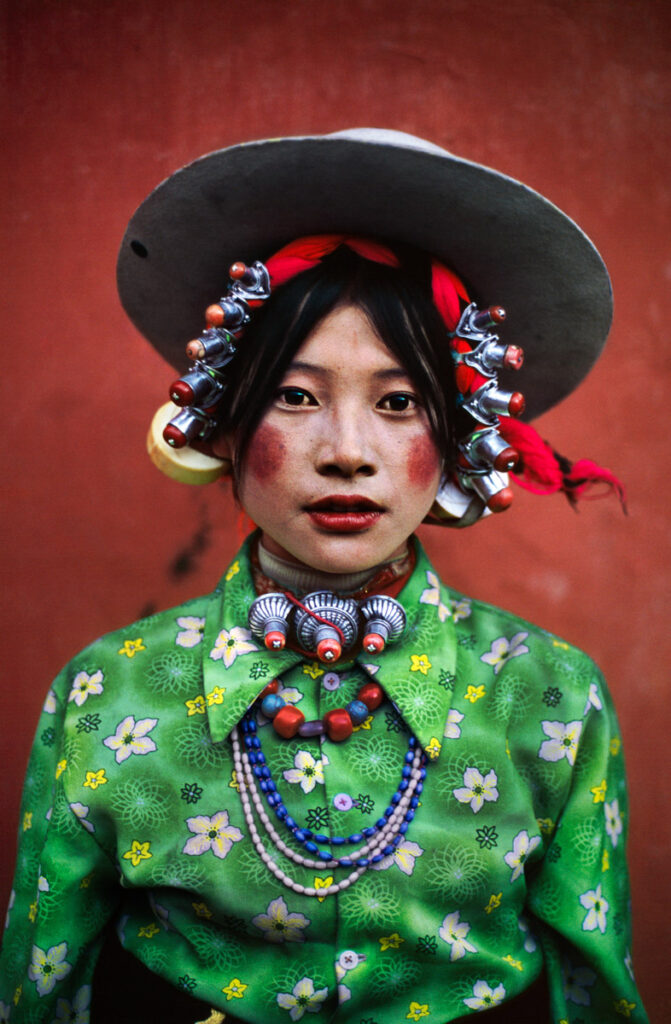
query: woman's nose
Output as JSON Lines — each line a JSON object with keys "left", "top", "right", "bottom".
{"left": 315, "top": 413, "right": 376, "bottom": 478}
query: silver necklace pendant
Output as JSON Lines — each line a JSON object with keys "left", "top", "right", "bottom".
{"left": 248, "top": 590, "right": 406, "bottom": 662}
{"left": 294, "top": 591, "right": 359, "bottom": 662}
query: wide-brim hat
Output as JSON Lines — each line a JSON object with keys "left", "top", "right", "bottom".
{"left": 117, "top": 128, "right": 612, "bottom": 421}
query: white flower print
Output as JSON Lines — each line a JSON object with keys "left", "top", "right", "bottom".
{"left": 439, "top": 911, "right": 478, "bottom": 961}
{"left": 175, "top": 615, "right": 206, "bottom": 649}
{"left": 504, "top": 830, "right": 541, "bottom": 882}
{"left": 562, "top": 960, "right": 596, "bottom": 1006}
{"left": 584, "top": 680, "right": 603, "bottom": 714}
{"left": 252, "top": 896, "right": 310, "bottom": 943}
{"left": 209, "top": 626, "right": 258, "bottom": 667}
{"left": 0, "top": 1000, "right": 10, "bottom": 1023}
{"left": 371, "top": 840, "right": 424, "bottom": 876}
{"left": 277, "top": 977, "right": 329, "bottom": 1021}
{"left": 449, "top": 598, "right": 472, "bottom": 622}
{"left": 580, "top": 883, "right": 609, "bottom": 933}
{"left": 444, "top": 708, "right": 464, "bottom": 740}
{"left": 480, "top": 632, "right": 529, "bottom": 675}
{"left": 43, "top": 689, "right": 57, "bottom": 714}
{"left": 518, "top": 916, "right": 537, "bottom": 953}
{"left": 538, "top": 719, "right": 582, "bottom": 766}
{"left": 70, "top": 802, "right": 95, "bottom": 834}
{"left": 283, "top": 750, "right": 327, "bottom": 795}
{"left": 68, "top": 670, "right": 104, "bottom": 707}
{"left": 28, "top": 941, "right": 72, "bottom": 995}
{"left": 624, "top": 948, "right": 634, "bottom": 981}
{"left": 419, "top": 570, "right": 450, "bottom": 622}
{"left": 103, "top": 716, "right": 158, "bottom": 763}
{"left": 463, "top": 980, "right": 506, "bottom": 1011}
{"left": 453, "top": 768, "right": 499, "bottom": 813}
{"left": 182, "top": 810, "right": 243, "bottom": 859}
{"left": 605, "top": 799, "right": 623, "bottom": 848}
{"left": 53, "top": 984, "right": 91, "bottom": 1023}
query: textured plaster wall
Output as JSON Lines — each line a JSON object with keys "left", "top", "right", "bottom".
{"left": 1, "top": 0, "right": 668, "bottom": 1017}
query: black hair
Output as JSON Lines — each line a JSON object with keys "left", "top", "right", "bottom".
{"left": 220, "top": 244, "right": 459, "bottom": 485}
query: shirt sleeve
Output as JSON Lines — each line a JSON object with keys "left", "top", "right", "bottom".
{"left": 525, "top": 671, "right": 648, "bottom": 1023}
{"left": 0, "top": 669, "right": 119, "bottom": 1021}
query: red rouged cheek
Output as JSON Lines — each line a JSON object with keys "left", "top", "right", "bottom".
{"left": 244, "top": 423, "right": 287, "bottom": 482}
{"left": 406, "top": 432, "right": 441, "bottom": 488}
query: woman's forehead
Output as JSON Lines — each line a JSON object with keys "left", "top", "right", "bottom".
{"left": 290, "top": 304, "right": 411, "bottom": 376}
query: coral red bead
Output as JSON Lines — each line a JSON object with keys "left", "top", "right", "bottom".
{"left": 508, "top": 392, "right": 525, "bottom": 416}
{"left": 169, "top": 380, "right": 195, "bottom": 407}
{"left": 362, "top": 633, "right": 385, "bottom": 654}
{"left": 493, "top": 446, "right": 519, "bottom": 472}
{"left": 162, "top": 423, "right": 187, "bottom": 448}
{"left": 316, "top": 637, "right": 342, "bottom": 662}
{"left": 185, "top": 338, "right": 205, "bottom": 360}
{"left": 488, "top": 487, "right": 514, "bottom": 513}
{"left": 205, "top": 303, "right": 225, "bottom": 326}
{"left": 503, "top": 345, "right": 524, "bottom": 370}
{"left": 229, "top": 262, "right": 247, "bottom": 279}
{"left": 259, "top": 679, "right": 279, "bottom": 698}
{"left": 358, "top": 682, "right": 383, "bottom": 711}
{"left": 264, "top": 630, "right": 286, "bottom": 651}
{"left": 323, "top": 709, "right": 354, "bottom": 743}
{"left": 273, "top": 705, "right": 305, "bottom": 739}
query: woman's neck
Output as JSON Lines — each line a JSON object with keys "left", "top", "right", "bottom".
{"left": 257, "top": 539, "right": 409, "bottom": 596}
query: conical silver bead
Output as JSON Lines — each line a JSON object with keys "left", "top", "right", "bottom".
{"left": 360, "top": 595, "right": 406, "bottom": 652}
{"left": 248, "top": 592, "right": 293, "bottom": 650}
{"left": 294, "top": 591, "right": 359, "bottom": 661}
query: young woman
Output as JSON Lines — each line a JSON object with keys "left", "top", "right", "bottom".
{"left": 0, "top": 131, "right": 647, "bottom": 1023}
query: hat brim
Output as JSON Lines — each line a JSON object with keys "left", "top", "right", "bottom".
{"left": 117, "top": 129, "right": 612, "bottom": 420}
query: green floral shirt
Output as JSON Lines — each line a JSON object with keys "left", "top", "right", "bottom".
{"left": 0, "top": 536, "right": 647, "bottom": 1023}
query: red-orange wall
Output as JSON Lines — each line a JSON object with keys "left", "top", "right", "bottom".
{"left": 2, "top": 1, "right": 668, "bottom": 1017}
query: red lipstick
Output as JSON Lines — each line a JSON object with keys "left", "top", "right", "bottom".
{"left": 305, "top": 495, "right": 384, "bottom": 533}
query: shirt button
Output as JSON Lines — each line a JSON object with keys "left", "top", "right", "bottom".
{"left": 333, "top": 793, "right": 353, "bottom": 811}
{"left": 322, "top": 672, "right": 341, "bottom": 691}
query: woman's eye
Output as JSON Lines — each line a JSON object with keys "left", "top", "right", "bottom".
{"left": 378, "top": 392, "right": 417, "bottom": 413}
{"left": 277, "top": 387, "right": 317, "bottom": 407}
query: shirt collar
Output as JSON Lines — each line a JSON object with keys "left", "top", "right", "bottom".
{"left": 202, "top": 534, "right": 458, "bottom": 754}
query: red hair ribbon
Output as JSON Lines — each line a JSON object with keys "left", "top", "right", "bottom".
{"left": 499, "top": 417, "right": 626, "bottom": 509}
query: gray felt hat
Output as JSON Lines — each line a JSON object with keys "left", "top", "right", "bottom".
{"left": 117, "top": 128, "right": 612, "bottom": 421}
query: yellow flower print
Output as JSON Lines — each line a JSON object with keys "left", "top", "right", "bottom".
{"left": 225, "top": 561, "right": 240, "bottom": 582}
{"left": 485, "top": 892, "right": 502, "bottom": 914}
{"left": 185, "top": 695, "right": 207, "bottom": 716}
{"left": 537, "top": 817, "right": 555, "bottom": 836}
{"left": 28, "top": 901, "right": 38, "bottom": 922}
{"left": 552, "top": 640, "right": 570, "bottom": 650}
{"left": 123, "top": 840, "right": 152, "bottom": 867}
{"left": 22, "top": 812, "right": 33, "bottom": 832}
{"left": 424, "top": 737, "right": 441, "bottom": 761}
{"left": 503, "top": 954, "right": 523, "bottom": 971}
{"left": 79, "top": 873, "right": 93, "bottom": 889}
{"left": 55, "top": 759, "right": 67, "bottom": 779}
{"left": 407, "top": 1002, "right": 430, "bottom": 1021}
{"left": 602, "top": 849, "right": 610, "bottom": 872}
{"left": 83, "top": 769, "right": 108, "bottom": 790}
{"left": 118, "top": 637, "right": 146, "bottom": 658}
{"left": 410, "top": 654, "right": 432, "bottom": 675}
{"left": 303, "top": 661, "right": 324, "bottom": 680}
{"left": 353, "top": 715, "right": 373, "bottom": 732}
{"left": 222, "top": 977, "right": 247, "bottom": 1001}
{"left": 610, "top": 737, "right": 621, "bottom": 756}
{"left": 229, "top": 770, "right": 240, "bottom": 792}
{"left": 138, "top": 923, "right": 160, "bottom": 938}
{"left": 464, "top": 685, "right": 485, "bottom": 703}
{"left": 314, "top": 876, "right": 334, "bottom": 902}
{"left": 206, "top": 686, "right": 226, "bottom": 706}
{"left": 379, "top": 932, "right": 404, "bottom": 951}
{"left": 614, "top": 998, "right": 636, "bottom": 1018}
{"left": 13, "top": 985, "right": 21, "bottom": 1006}
{"left": 192, "top": 902, "right": 212, "bottom": 919}
{"left": 591, "top": 779, "right": 607, "bottom": 803}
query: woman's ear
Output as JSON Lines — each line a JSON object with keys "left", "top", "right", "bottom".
{"left": 147, "top": 402, "right": 232, "bottom": 485}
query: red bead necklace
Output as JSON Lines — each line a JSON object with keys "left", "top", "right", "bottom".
{"left": 257, "top": 678, "right": 384, "bottom": 742}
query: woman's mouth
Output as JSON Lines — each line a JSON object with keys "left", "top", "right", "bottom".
{"left": 305, "top": 495, "right": 384, "bottom": 533}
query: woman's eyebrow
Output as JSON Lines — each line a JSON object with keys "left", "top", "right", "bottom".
{"left": 286, "top": 361, "right": 411, "bottom": 381}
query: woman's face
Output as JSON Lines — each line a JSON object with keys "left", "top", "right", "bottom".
{"left": 234, "top": 304, "right": 443, "bottom": 574}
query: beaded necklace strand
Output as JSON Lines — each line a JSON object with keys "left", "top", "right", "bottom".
{"left": 231, "top": 725, "right": 426, "bottom": 897}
